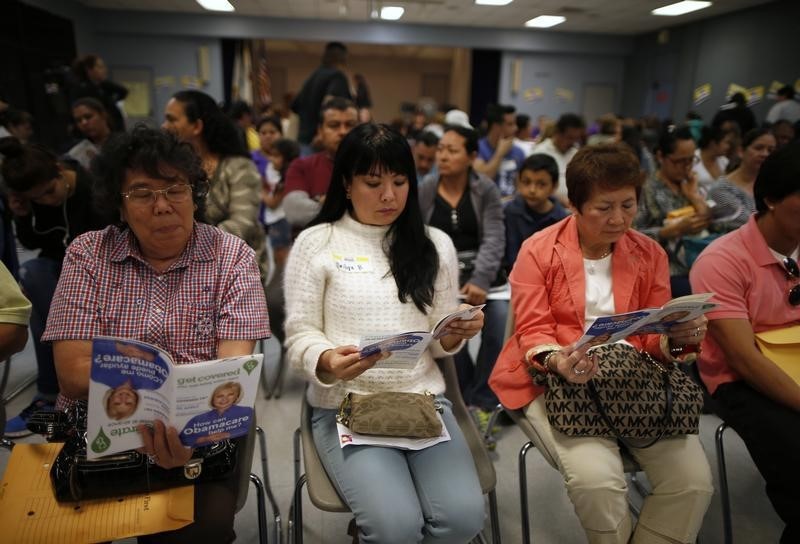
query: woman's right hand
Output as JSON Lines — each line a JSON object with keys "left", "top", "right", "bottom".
{"left": 547, "top": 343, "right": 599, "bottom": 384}
{"left": 317, "top": 345, "right": 385, "bottom": 381}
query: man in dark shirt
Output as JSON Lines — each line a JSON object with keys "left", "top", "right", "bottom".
{"left": 283, "top": 98, "right": 358, "bottom": 229}
{"left": 291, "top": 42, "right": 352, "bottom": 151}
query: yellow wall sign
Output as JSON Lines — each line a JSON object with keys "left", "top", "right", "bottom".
{"left": 693, "top": 83, "right": 711, "bottom": 105}
{"left": 523, "top": 87, "right": 544, "bottom": 102}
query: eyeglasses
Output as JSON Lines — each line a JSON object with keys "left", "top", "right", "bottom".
{"left": 121, "top": 183, "right": 194, "bottom": 206}
{"left": 667, "top": 155, "right": 700, "bottom": 168}
{"left": 783, "top": 256, "right": 800, "bottom": 306}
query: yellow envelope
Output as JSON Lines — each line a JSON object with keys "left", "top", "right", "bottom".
{"left": 755, "top": 325, "right": 800, "bottom": 384}
{"left": 0, "top": 443, "right": 194, "bottom": 544}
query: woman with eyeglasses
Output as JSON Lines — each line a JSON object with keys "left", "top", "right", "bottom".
{"left": 706, "top": 128, "right": 776, "bottom": 234}
{"left": 162, "top": 89, "right": 269, "bottom": 284}
{"left": 418, "top": 125, "right": 508, "bottom": 432}
{"left": 635, "top": 126, "right": 711, "bottom": 297}
{"left": 42, "top": 127, "right": 269, "bottom": 542}
{"left": 690, "top": 141, "right": 800, "bottom": 543}
{"left": 0, "top": 137, "right": 110, "bottom": 437}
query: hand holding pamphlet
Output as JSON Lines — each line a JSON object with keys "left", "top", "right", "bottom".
{"left": 574, "top": 293, "right": 716, "bottom": 349}
{"left": 358, "top": 305, "right": 485, "bottom": 370}
{"left": 86, "top": 337, "right": 263, "bottom": 459}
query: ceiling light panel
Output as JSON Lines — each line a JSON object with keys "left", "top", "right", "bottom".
{"left": 380, "top": 6, "right": 405, "bottom": 20}
{"left": 195, "top": 0, "right": 234, "bottom": 12}
{"left": 525, "top": 15, "right": 566, "bottom": 28}
{"left": 652, "top": 1, "right": 712, "bottom": 16}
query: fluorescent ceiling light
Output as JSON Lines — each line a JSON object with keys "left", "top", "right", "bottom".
{"left": 475, "top": 0, "right": 514, "bottom": 5}
{"left": 525, "top": 15, "right": 566, "bottom": 28}
{"left": 380, "top": 6, "right": 404, "bottom": 20}
{"left": 196, "top": 0, "right": 234, "bottom": 12}
{"left": 652, "top": 1, "right": 712, "bottom": 16}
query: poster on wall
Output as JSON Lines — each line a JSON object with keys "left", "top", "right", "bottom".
{"left": 726, "top": 83, "right": 748, "bottom": 100}
{"left": 555, "top": 87, "right": 574, "bottom": 102}
{"left": 523, "top": 87, "right": 544, "bottom": 102}
{"left": 795, "top": 79, "right": 800, "bottom": 94}
{"left": 768, "top": 80, "right": 785, "bottom": 98}
{"left": 692, "top": 83, "right": 712, "bottom": 106}
{"left": 747, "top": 86, "right": 765, "bottom": 106}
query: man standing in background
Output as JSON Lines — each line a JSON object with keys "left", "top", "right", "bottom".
{"left": 291, "top": 42, "right": 352, "bottom": 155}
{"left": 473, "top": 104, "right": 525, "bottom": 200}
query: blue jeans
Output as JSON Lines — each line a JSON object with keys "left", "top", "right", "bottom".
{"left": 18, "top": 257, "right": 62, "bottom": 396}
{"left": 455, "top": 298, "right": 508, "bottom": 411}
{"left": 311, "top": 398, "right": 485, "bottom": 543}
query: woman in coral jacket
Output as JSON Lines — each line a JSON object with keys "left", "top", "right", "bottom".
{"left": 489, "top": 143, "right": 712, "bottom": 544}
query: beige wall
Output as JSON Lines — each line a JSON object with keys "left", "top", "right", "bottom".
{"left": 264, "top": 44, "right": 468, "bottom": 124}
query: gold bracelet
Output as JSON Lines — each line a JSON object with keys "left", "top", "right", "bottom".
{"left": 543, "top": 351, "right": 559, "bottom": 372}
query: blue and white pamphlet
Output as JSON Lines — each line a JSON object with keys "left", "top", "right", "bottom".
{"left": 358, "top": 304, "right": 485, "bottom": 370}
{"left": 574, "top": 293, "right": 716, "bottom": 350}
{"left": 86, "top": 337, "right": 262, "bottom": 459}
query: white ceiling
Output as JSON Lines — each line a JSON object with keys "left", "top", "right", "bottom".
{"left": 78, "top": 0, "right": 776, "bottom": 35}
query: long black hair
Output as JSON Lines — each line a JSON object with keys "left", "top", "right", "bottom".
{"left": 171, "top": 90, "right": 249, "bottom": 159}
{"left": 310, "top": 123, "right": 439, "bottom": 313}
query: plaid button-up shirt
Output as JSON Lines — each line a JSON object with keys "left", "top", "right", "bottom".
{"left": 43, "top": 223, "right": 269, "bottom": 407}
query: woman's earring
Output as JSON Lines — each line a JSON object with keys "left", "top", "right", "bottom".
{"left": 346, "top": 191, "right": 351, "bottom": 200}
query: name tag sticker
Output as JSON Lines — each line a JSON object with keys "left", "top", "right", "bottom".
{"left": 333, "top": 253, "right": 372, "bottom": 273}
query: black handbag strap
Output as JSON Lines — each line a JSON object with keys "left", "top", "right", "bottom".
{"left": 586, "top": 360, "right": 675, "bottom": 450}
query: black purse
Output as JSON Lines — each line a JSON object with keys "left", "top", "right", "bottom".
{"left": 538, "top": 343, "right": 703, "bottom": 449}
{"left": 28, "top": 402, "right": 238, "bottom": 502}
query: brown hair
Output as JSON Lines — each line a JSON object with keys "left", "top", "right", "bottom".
{"left": 566, "top": 143, "right": 643, "bottom": 211}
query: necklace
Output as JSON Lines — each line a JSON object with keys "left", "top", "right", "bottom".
{"left": 584, "top": 247, "right": 613, "bottom": 275}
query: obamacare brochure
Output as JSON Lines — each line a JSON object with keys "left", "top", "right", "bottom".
{"left": 358, "top": 304, "right": 485, "bottom": 370}
{"left": 86, "top": 336, "right": 262, "bottom": 459}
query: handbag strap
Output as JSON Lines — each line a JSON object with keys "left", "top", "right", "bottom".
{"left": 586, "top": 356, "right": 675, "bottom": 449}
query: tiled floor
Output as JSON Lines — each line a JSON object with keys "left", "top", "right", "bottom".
{"left": 1, "top": 334, "right": 784, "bottom": 543}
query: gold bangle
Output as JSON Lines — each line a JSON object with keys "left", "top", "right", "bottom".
{"left": 543, "top": 351, "right": 559, "bottom": 372}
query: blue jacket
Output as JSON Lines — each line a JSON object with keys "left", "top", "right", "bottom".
{"left": 504, "top": 195, "right": 569, "bottom": 269}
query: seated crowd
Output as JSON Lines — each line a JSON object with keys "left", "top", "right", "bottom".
{"left": 0, "top": 46, "right": 799, "bottom": 543}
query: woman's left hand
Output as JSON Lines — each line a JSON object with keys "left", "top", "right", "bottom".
{"left": 439, "top": 304, "right": 485, "bottom": 350}
{"left": 666, "top": 315, "right": 708, "bottom": 346}
{"left": 460, "top": 283, "right": 487, "bottom": 305}
{"left": 138, "top": 419, "right": 194, "bottom": 469}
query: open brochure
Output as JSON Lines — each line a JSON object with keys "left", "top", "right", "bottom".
{"left": 574, "top": 293, "right": 717, "bottom": 349}
{"left": 86, "top": 337, "right": 263, "bottom": 460}
{"left": 336, "top": 413, "right": 451, "bottom": 450}
{"left": 358, "top": 305, "right": 485, "bottom": 370}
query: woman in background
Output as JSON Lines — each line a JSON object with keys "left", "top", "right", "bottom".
{"left": 69, "top": 54, "right": 128, "bottom": 132}
{"left": 67, "top": 97, "right": 112, "bottom": 170}
{"left": 163, "top": 89, "right": 269, "bottom": 284}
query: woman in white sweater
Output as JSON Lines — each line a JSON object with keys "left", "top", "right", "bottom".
{"left": 284, "top": 123, "right": 486, "bottom": 543}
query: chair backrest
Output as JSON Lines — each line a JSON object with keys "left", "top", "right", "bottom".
{"left": 300, "top": 398, "right": 350, "bottom": 512}
{"left": 436, "top": 356, "right": 497, "bottom": 493}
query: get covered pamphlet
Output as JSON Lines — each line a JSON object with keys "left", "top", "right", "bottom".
{"left": 574, "top": 293, "right": 717, "bottom": 349}
{"left": 358, "top": 304, "right": 485, "bottom": 370}
{"left": 86, "top": 337, "right": 262, "bottom": 459}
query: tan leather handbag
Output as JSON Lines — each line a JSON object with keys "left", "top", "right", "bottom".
{"left": 337, "top": 391, "right": 443, "bottom": 438}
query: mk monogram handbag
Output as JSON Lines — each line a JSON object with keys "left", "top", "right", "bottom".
{"left": 337, "top": 391, "right": 443, "bottom": 438}
{"left": 541, "top": 343, "right": 703, "bottom": 448}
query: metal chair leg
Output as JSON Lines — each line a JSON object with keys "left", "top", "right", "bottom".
{"left": 519, "top": 441, "right": 534, "bottom": 544}
{"left": 293, "top": 427, "right": 301, "bottom": 486}
{"left": 716, "top": 423, "right": 733, "bottom": 544}
{"left": 255, "top": 426, "right": 281, "bottom": 544}
{"left": 249, "top": 473, "right": 269, "bottom": 544}
{"left": 271, "top": 348, "right": 287, "bottom": 399}
{"left": 488, "top": 488, "right": 502, "bottom": 543}
{"left": 484, "top": 403, "right": 503, "bottom": 443}
{"left": 291, "top": 474, "right": 307, "bottom": 544}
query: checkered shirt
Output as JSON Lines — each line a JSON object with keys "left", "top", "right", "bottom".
{"left": 43, "top": 223, "right": 269, "bottom": 408}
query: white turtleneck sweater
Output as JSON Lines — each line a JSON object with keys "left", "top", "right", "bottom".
{"left": 284, "top": 212, "right": 462, "bottom": 409}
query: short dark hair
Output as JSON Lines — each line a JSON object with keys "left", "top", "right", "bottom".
{"left": 172, "top": 89, "right": 249, "bottom": 158}
{"left": 485, "top": 104, "right": 515, "bottom": 129}
{"left": 272, "top": 138, "right": 300, "bottom": 178}
{"left": 520, "top": 154, "right": 559, "bottom": 187}
{"left": 566, "top": 143, "right": 643, "bottom": 211}
{"left": 754, "top": 141, "right": 800, "bottom": 213}
{"left": 698, "top": 125, "right": 726, "bottom": 150}
{"left": 71, "top": 54, "right": 100, "bottom": 81}
{"left": 319, "top": 97, "right": 356, "bottom": 123}
{"left": 556, "top": 113, "right": 586, "bottom": 133}
{"left": 443, "top": 125, "right": 479, "bottom": 155}
{"left": 92, "top": 125, "right": 207, "bottom": 225}
{"left": 227, "top": 100, "right": 253, "bottom": 121}
{"left": 71, "top": 96, "right": 107, "bottom": 115}
{"left": 777, "top": 85, "right": 795, "bottom": 100}
{"left": 656, "top": 125, "right": 694, "bottom": 156}
{"left": 516, "top": 113, "right": 531, "bottom": 132}
{"left": 0, "top": 137, "right": 60, "bottom": 192}
{"left": 322, "top": 42, "right": 348, "bottom": 67}
{"left": 414, "top": 130, "right": 439, "bottom": 148}
{"left": 0, "top": 107, "right": 33, "bottom": 129}
{"left": 741, "top": 127, "right": 772, "bottom": 149}
{"left": 311, "top": 123, "right": 438, "bottom": 313}
{"left": 255, "top": 115, "right": 282, "bottom": 133}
